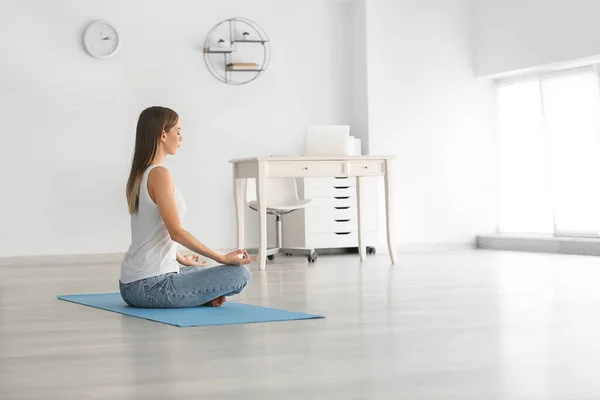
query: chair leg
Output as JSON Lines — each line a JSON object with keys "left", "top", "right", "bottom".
{"left": 271, "top": 215, "right": 317, "bottom": 262}
{"left": 276, "top": 215, "right": 283, "bottom": 249}
{"left": 267, "top": 216, "right": 283, "bottom": 261}
{"left": 277, "top": 215, "right": 316, "bottom": 260}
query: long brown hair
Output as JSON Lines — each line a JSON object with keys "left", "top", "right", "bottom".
{"left": 126, "top": 106, "right": 179, "bottom": 214}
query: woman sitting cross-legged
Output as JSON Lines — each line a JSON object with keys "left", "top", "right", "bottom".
{"left": 119, "top": 106, "right": 257, "bottom": 308}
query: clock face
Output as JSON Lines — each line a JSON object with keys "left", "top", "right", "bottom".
{"left": 83, "top": 21, "right": 120, "bottom": 59}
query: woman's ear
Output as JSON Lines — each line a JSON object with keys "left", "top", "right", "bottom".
{"left": 160, "top": 130, "right": 167, "bottom": 142}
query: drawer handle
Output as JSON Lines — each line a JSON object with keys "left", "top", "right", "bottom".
{"left": 334, "top": 196, "right": 350, "bottom": 200}
{"left": 335, "top": 232, "right": 351, "bottom": 235}
{"left": 303, "top": 167, "right": 308, "bottom": 170}
{"left": 335, "top": 206, "right": 350, "bottom": 210}
{"left": 334, "top": 186, "right": 350, "bottom": 189}
{"left": 363, "top": 165, "right": 368, "bottom": 169}
{"left": 335, "top": 177, "right": 347, "bottom": 180}
{"left": 335, "top": 219, "right": 350, "bottom": 222}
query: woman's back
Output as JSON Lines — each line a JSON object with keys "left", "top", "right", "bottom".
{"left": 120, "top": 165, "right": 187, "bottom": 284}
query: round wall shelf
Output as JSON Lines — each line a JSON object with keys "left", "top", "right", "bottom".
{"left": 203, "top": 18, "right": 271, "bottom": 85}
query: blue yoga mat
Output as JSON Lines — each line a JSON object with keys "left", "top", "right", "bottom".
{"left": 57, "top": 293, "right": 324, "bottom": 327}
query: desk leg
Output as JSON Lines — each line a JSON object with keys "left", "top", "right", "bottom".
{"left": 257, "top": 162, "right": 267, "bottom": 270}
{"left": 234, "top": 176, "right": 246, "bottom": 250}
{"left": 356, "top": 176, "right": 366, "bottom": 262}
{"left": 384, "top": 159, "right": 398, "bottom": 264}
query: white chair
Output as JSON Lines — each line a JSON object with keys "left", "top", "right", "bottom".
{"left": 246, "top": 178, "right": 318, "bottom": 263}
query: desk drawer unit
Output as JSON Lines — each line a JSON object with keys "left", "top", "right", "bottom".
{"left": 304, "top": 207, "right": 377, "bottom": 233}
{"left": 282, "top": 176, "right": 379, "bottom": 250}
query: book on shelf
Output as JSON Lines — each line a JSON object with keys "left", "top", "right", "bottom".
{"left": 227, "top": 62, "right": 259, "bottom": 67}
{"left": 226, "top": 62, "right": 260, "bottom": 71}
{"left": 204, "top": 47, "right": 233, "bottom": 53}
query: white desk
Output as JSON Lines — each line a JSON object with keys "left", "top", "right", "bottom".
{"left": 230, "top": 156, "right": 398, "bottom": 270}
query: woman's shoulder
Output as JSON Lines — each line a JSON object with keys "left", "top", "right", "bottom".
{"left": 147, "top": 165, "right": 174, "bottom": 190}
{"left": 148, "top": 165, "right": 171, "bottom": 179}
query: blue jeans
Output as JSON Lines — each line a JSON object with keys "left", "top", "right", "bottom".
{"left": 119, "top": 265, "right": 252, "bottom": 308}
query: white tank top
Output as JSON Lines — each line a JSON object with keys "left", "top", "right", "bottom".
{"left": 120, "top": 165, "right": 187, "bottom": 284}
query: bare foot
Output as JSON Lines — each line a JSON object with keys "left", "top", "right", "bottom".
{"left": 204, "top": 295, "right": 227, "bottom": 307}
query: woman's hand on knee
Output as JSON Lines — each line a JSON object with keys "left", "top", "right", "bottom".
{"left": 180, "top": 254, "right": 207, "bottom": 267}
{"left": 221, "top": 249, "right": 258, "bottom": 266}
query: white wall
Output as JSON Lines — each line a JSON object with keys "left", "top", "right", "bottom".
{"left": 365, "top": 0, "right": 497, "bottom": 248}
{"left": 475, "top": 0, "right": 600, "bottom": 77}
{"left": 0, "top": 0, "right": 351, "bottom": 257}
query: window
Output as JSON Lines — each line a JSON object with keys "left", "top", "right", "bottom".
{"left": 496, "top": 66, "right": 600, "bottom": 237}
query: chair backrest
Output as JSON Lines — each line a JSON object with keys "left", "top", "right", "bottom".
{"left": 246, "top": 178, "right": 301, "bottom": 207}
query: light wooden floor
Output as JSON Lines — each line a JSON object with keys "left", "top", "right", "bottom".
{"left": 2, "top": 249, "right": 600, "bottom": 399}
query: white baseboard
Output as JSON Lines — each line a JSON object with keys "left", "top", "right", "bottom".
{"left": 0, "top": 241, "right": 477, "bottom": 266}
{"left": 0, "top": 252, "right": 125, "bottom": 267}
{"left": 397, "top": 241, "right": 475, "bottom": 252}
{"left": 477, "top": 234, "right": 600, "bottom": 256}
{"left": 366, "top": 241, "right": 475, "bottom": 254}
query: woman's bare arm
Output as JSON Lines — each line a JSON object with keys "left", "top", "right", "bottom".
{"left": 148, "top": 166, "right": 256, "bottom": 266}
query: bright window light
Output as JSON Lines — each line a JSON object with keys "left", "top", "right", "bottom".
{"left": 496, "top": 67, "right": 600, "bottom": 237}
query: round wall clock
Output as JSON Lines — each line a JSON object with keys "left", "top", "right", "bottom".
{"left": 83, "top": 21, "right": 120, "bottom": 59}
